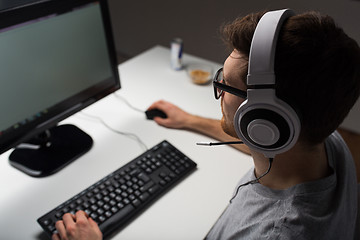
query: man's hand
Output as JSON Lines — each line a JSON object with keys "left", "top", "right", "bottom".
{"left": 147, "top": 100, "right": 192, "bottom": 129}
{"left": 52, "top": 211, "right": 102, "bottom": 240}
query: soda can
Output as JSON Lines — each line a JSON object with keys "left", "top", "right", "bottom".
{"left": 170, "top": 38, "right": 183, "bottom": 70}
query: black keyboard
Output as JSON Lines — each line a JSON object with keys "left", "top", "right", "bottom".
{"left": 37, "top": 140, "right": 197, "bottom": 238}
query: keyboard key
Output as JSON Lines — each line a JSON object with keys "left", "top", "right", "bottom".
{"left": 139, "top": 193, "right": 150, "bottom": 202}
{"left": 148, "top": 185, "right": 160, "bottom": 194}
{"left": 138, "top": 172, "right": 150, "bottom": 182}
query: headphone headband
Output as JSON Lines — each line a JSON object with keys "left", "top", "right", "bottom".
{"left": 247, "top": 9, "right": 295, "bottom": 86}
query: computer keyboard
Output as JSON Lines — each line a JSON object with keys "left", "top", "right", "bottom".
{"left": 37, "top": 140, "right": 197, "bottom": 238}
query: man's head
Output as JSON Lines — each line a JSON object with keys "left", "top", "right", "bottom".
{"left": 220, "top": 10, "right": 360, "bottom": 146}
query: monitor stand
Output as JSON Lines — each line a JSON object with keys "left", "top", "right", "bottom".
{"left": 9, "top": 124, "right": 93, "bottom": 177}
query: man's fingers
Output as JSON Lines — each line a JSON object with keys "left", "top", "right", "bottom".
{"left": 75, "top": 210, "right": 89, "bottom": 223}
{"left": 62, "top": 212, "right": 76, "bottom": 225}
{"left": 55, "top": 220, "right": 67, "bottom": 239}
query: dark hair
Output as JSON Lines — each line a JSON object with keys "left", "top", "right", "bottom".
{"left": 222, "top": 11, "right": 360, "bottom": 144}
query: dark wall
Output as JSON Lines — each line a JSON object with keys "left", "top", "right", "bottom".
{"left": 108, "top": 0, "right": 360, "bottom": 63}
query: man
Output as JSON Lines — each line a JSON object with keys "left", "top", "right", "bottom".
{"left": 53, "top": 10, "right": 360, "bottom": 240}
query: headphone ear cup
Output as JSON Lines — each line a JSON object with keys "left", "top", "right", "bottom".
{"left": 234, "top": 89, "right": 300, "bottom": 158}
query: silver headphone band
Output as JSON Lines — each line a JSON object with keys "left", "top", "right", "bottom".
{"left": 247, "top": 9, "right": 295, "bottom": 86}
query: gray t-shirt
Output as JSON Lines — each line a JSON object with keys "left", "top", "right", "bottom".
{"left": 206, "top": 131, "right": 358, "bottom": 240}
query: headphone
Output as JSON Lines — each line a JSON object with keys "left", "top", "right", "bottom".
{"left": 234, "top": 9, "right": 301, "bottom": 158}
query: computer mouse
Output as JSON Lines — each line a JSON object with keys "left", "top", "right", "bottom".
{"left": 145, "top": 109, "right": 167, "bottom": 120}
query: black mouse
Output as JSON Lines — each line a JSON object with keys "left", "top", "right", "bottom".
{"left": 145, "top": 109, "right": 167, "bottom": 119}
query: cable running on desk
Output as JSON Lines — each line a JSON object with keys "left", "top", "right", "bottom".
{"left": 79, "top": 111, "right": 148, "bottom": 151}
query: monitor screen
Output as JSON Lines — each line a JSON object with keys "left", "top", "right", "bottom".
{"left": 0, "top": 0, "right": 120, "bottom": 177}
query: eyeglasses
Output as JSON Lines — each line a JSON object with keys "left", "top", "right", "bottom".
{"left": 213, "top": 67, "right": 247, "bottom": 100}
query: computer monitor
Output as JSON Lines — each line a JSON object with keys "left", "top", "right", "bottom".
{"left": 0, "top": 0, "right": 120, "bottom": 177}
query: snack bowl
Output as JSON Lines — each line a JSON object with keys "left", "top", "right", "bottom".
{"left": 187, "top": 63, "right": 212, "bottom": 85}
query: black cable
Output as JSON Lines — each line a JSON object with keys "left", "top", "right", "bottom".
{"left": 196, "top": 141, "right": 244, "bottom": 146}
{"left": 229, "top": 157, "right": 274, "bottom": 203}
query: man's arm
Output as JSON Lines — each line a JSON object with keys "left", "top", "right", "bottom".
{"left": 147, "top": 100, "right": 251, "bottom": 155}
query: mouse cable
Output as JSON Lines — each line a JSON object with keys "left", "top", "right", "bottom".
{"left": 113, "top": 93, "right": 144, "bottom": 114}
{"left": 229, "top": 157, "right": 274, "bottom": 204}
{"left": 78, "top": 111, "right": 148, "bottom": 151}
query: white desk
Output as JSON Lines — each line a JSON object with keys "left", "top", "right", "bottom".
{"left": 0, "top": 46, "right": 252, "bottom": 240}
